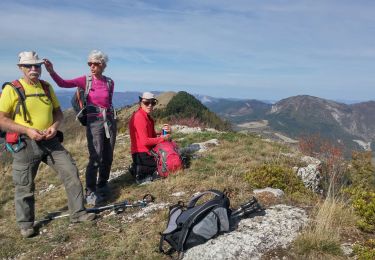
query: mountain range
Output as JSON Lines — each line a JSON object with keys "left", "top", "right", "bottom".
{"left": 55, "top": 91, "right": 375, "bottom": 155}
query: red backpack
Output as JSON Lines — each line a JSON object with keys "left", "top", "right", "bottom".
{"left": 151, "top": 141, "right": 183, "bottom": 177}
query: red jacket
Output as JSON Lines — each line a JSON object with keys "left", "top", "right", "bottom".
{"left": 129, "top": 108, "right": 164, "bottom": 154}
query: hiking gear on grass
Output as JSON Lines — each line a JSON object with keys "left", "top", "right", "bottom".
{"left": 159, "top": 190, "right": 231, "bottom": 257}
{"left": 159, "top": 191, "right": 264, "bottom": 258}
{"left": 70, "top": 212, "right": 96, "bottom": 223}
{"left": 37, "top": 194, "right": 155, "bottom": 223}
{"left": 71, "top": 75, "right": 113, "bottom": 126}
{"left": 20, "top": 227, "right": 36, "bottom": 238}
{"left": 151, "top": 141, "right": 183, "bottom": 177}
{"left": 86, "top": 194, "right": 155, "bottom": 214}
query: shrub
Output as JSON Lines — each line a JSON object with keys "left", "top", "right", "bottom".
{"left": 344, "top": 151, "right": 375, "bottom": 232}
{"left": 353, "top": 239, "right": 375, "bottom": 260}
{"left": 244, "top": 163, "right": 307, "bottom": 195}
{"left": 349, "top": 189, "right": 375, "bottom": 232}
{"left": 348, "top": 151, "right": 375, "bottom": 190}
{"left": 298, "top": 134, "right": 348, "bottom": 197}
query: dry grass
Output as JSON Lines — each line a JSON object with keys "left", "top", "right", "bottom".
{"left": 0, "top": 124, "right": 363, "bottom": 259}
{"left": 293, "top": 197, "right": 358, "bottom": 258}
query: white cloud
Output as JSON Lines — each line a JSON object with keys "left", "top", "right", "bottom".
{"left": 0, "top": 0, "right": 374, "bottom": 100}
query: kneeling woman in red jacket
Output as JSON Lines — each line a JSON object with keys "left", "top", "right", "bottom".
{"left": 128, "top": 92, "right": 170, "bottom": 184}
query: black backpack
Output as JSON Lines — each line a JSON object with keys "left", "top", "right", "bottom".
{"left": 159, "top": 189, "right": 231, "bottom": 257}
{"left": 71, "top": 75, "right": 113, "bottom": 126}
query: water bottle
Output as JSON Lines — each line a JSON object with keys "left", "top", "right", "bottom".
{"left": 162, "top": 129, "right": 168, "bottom": 136}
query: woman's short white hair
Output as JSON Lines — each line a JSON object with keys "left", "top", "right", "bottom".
{"left": 88, "top": 50, "right": 108, "bottom": 64}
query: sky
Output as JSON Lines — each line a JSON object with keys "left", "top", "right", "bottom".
{"left": 0, "top": 0, "right": 374, "bottom": 101}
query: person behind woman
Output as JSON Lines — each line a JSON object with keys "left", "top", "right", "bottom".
{"left": 128, "top": 92, "right": 171, "bottom": 184}
{"left": 44, "top": 50, "right": 116, "bottom": 206}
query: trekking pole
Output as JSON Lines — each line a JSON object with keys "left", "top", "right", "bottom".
{"left": 38, "top": 194, "right": 155, "bottom": 222}
{"left": 230, "top": 196, "right": 263, "bottom": 220}
{"left": 87, "top": 193, "right": 155, "bottom": 214}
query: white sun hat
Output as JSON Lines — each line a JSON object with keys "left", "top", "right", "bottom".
{"left": 18, "top": 51, "right": 44, "bottom": 65}
{"left": 140, "top": 92, "right": 156, "bottom": 100}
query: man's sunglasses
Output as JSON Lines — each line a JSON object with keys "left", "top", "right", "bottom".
{"left": 142, "top": 100, "right": 157, "bottom": 106}
{"left": 88, "top": 62, "right": 101, "bottom": 66}
{"left": 22, "top": 64, "right": 42, "bottom": 69}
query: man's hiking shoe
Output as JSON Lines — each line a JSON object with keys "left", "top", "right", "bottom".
{"left": 71, "top": 212, "right": 96, "bottom": 223}
{"left": 20, "top": 227, "right": 36, "bottom": 238}
{"left": 97, "top": 184, "right": 111, "bottom": 198}
{"left": 86, "top": 192, "right": 104, "bottom": 206}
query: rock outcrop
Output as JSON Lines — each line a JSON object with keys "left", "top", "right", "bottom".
{"left": 183, "top": 205, "right": 308, "bottom": 260}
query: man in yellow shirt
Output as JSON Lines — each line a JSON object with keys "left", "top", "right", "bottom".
{"left": 0, "top": 51, "right": 96, "bottom": 238}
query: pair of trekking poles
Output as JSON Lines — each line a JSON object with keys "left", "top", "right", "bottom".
{"left": 38, "top": 193, "right": 262, "bottom": 224}
{"left": 38, "top": 194, "right": 155, "bottom": 223}
{"left": 230, "top": 196, "right": 263, "bottom": 220}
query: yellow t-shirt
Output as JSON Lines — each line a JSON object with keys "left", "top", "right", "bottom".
{"left": 0, "top": 78, "right": 60, "bottom": 131}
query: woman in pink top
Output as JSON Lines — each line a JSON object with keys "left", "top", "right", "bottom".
{"left": 44, "top": 50, "right": 116, "bottom": 206}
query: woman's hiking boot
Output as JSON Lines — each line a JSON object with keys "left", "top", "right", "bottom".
{"left": 96, "top": 184, "right": 111, "bottom": 199}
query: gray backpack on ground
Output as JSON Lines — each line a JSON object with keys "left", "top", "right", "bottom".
{"left": 159, "top": 189, "right": 231, "bottom": 257}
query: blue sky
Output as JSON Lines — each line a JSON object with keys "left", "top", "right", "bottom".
{"left": 0, "top": 0, "right": 374, "bottom": 101}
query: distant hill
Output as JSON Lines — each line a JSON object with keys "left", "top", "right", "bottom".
{"left": 153, "top": 91, "right": 232, "bottom": 131}
{"left": 205, "top": 94, "right": 374, "bottom": 156}
{"left": 203, "top": 98, "right": 272, "bottom": 124}
{"left": 269, "top": 96, "right": 375, "bottom": 142}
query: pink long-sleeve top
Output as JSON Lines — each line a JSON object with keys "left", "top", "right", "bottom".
{"left": 50, "top": 71, "right": 114, "bottom": 108}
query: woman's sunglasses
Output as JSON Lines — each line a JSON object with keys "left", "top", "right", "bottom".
{"left": 88, "top": 62, "right": 101, "bottom": 67}
{"left": 22, "top": 64, "right": 42, "bottom": 69}
{"left": 142, "top": 100, "right": 157, "bottom": 106}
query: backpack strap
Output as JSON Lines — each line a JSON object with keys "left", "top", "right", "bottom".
{"left": 104, "top": 76, "right": 115, "bottom": 109}
{"left": 187, "top": 189, "right": 224, "bottom": 208}
{"left": 83, "top": 75, "right": 93, "bottom": 106}
{"left": 39, "top": 80, "right": 52, "bottom": 100}
{"left": 2, "top": 81, "right": 30, "bottom": 123}
{"left": 177, "top": 202, "right": 219, "bottom": 252}
{"left": 1, "top": 80, "right": 53, "bottom": 123}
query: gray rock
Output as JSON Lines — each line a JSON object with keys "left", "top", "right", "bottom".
{"left": 340, "top": 243, "right": 353, "bottom": 256}
{"left": 253, "top": 188, "right": 284, "bottom": 198}
{"left": 179, "top": 139, "right": 220, "bottom": 154}
{"left": 296, "top": 164, "right": 321, "bottom": 193}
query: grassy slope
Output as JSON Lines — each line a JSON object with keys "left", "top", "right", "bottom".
{"left": 0, "top": 125, "right": 301, "bottom": 259}
{"left": 0, "top": 123, "right": 372, "bottom": 259}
